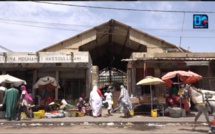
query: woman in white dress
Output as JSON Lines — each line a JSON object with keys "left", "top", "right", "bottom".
{"left": 90, "top": 85, "right": 103, "bottom": 117}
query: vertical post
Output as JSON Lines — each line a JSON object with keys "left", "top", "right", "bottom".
{"left": 32, "top": 69, "right": 37, "bottom": 99}
{"left": 109, "top": 68, "right": 112, "bottom": 84}
{"left": 208, "top": 61, "right": 212, "bottom": 90}
{"left": 86, "top": 68, "right": 90, "bottom": 97}
{"left": 131, "top": 62, "right": 136, "bottom": 95}
{"left": 143, "top": 60, "right": 146, "bottom": 78}
{"left": 55, "top": 71, "right": 59, "bottom": 100}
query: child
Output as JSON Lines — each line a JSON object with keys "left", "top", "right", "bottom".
{"left": 104, "top": 87, "right": 113, "bottom": 116}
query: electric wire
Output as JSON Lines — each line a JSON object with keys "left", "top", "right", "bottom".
{"left": 1, "top": 21, "right": 214, "bottom": 39}
{"left": 34, "top": 1, "right": 215, "bottom": 13}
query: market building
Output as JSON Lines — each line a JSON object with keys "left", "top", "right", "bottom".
{"left": 1, "top": 19, "right": 215, "bottom": 106}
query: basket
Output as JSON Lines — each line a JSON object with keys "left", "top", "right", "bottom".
{"left": 86, "top": 109, "right": 92, "bottom": 116}
{"left": 77, "top": 112, "right": 85, "bottom": 117}
{"left": 70, "top": 110, "right": 79, "bottom": 117}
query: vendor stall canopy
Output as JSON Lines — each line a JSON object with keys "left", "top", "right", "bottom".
{"left": 33, "top": 76, "right": 60, "bottom": 90}
{"left": 0, "top": 74, "right": 26, "bottom": 87}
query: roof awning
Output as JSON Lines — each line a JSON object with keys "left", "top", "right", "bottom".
{"left": 185, "top": 61, "right": 209, "bottom": 66}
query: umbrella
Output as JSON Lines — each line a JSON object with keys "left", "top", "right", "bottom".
{"left": 182, "top": 71, "right": 202, "bottom": 84}
{"left": 33, "top": 76, "right": 60, "bottom": 90}
{"left": 136, "top": 76, "right": 165, "bottom": 111}
{"left": 0, "top": 74, "right": 26, "bottom": 87}
{"left": 161, "top": 70, "right": 202, "bottom": 87}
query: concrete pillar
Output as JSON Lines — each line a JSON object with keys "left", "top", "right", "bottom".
{"left": 32, "top": 69, "right": 38, "bottom": 99}
{"left": 85, "top": 68, "right": 92, "bottom": 97}
{"left": 131, "top": 62, "right": 136, "bottom": 95}
{"left": 55, "top": 71, "right": 59, "bottom": 100}
{"left": 91, "top": 66, "right": 99, "bottom": 88}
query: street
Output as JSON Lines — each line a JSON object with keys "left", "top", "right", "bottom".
{"left": 0, "top": 123, "right": 211, "bottom": 134}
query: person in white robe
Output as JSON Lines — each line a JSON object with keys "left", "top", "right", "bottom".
{"left": 118, "top": 85, "right": 132, "bottom": 118}
{"left": 90, "top": 85, "right": 103, "bottom": 117}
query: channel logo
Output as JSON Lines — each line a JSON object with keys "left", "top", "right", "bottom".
{"left": 193, "top": 14, "right": 208, "bottom": 29}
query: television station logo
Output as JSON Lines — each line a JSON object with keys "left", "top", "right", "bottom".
{"left": 193, "top": 14, "right": 208, "bottom": 29}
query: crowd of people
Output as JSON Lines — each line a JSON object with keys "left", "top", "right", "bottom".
{"left": 89, "top": 84, "right": 132, "bottom": 118}
{"left": 0, "top": 82, "right": 133, "bottom": 121}
{"left": 1, "top": 84, "right": 33, "bottom": 121}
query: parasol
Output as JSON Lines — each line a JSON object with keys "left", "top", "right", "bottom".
{"left": 0, "top": 74, "right": 26, "bottom": 87}
{"left": 136, "top": 76, "right": 165, "bottom": 111}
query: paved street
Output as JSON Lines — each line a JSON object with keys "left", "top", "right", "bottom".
{"left": 0, "top": 111, "right": 214, "bottom": 134}
{"left": 0, "top": 123, "right": 211, "bottom": 134}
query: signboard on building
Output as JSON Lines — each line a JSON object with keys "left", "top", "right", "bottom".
{"left": 73, "top": 52, "right": 89, "bottom": 63}
{"left": 6, "top": 52, "right": 38, "bottom": 63}
{"left": 39, "top": 52, "right": 72, "bottom": 63}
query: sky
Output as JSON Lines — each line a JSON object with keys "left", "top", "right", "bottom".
{"left": 0, "top": 2, "right": 214, "bottom": 52}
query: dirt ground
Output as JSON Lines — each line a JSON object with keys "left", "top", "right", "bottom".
{"left": 0, "top": 123, "right": 212, "bottom": 134}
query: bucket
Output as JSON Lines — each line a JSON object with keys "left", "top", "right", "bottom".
{"left": 33, "top": 112, "right": 41, "bottom": 119}
{"left": 38, "top": 110, "right": 45, "bottom": 118}
{"left": 21, "top": 112, "right": 27, "bottom": 119}
{"left": 151, "top": 109, "right": 157, "bottom": 117}
{"left": 130, "top": 109, "right": 134, "bottom": 116}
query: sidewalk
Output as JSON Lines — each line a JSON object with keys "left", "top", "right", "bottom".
{"left": 0, "top": 111, "right": 213, "bottom": 125}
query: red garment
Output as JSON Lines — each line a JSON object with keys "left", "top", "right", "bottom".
{"left": 166, "top": 97, "right": 174, "bottom": 106}
{"left": 173, "top": 95, "right": 180, "bottom": 104}
{"left": 97, "top": 89, "right": 103, "bottom": 97}
{"left": 181, "top": 99, "right": 190, "bottom": 112}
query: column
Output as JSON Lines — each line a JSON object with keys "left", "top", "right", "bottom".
{"left": 32, "top": 69, "right": 38, "bottom": 99}
{"left": 55, "top": 71, "right": 59, "bottom": 100}
{"left": 85, "top": 68, "right": 92, "bottom": 97}
{"left": 91, "top": 66, "right": 99, "bottom": 88}
{"left": 131, "top": 62, "right": 136, "bottom": 95}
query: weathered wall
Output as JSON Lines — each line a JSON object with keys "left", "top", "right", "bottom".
{"left": 42, "top": 30, "right": 97, "bottom": 52}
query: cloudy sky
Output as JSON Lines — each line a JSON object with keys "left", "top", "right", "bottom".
{"left": 0, "top": 2, "right": 214, "bottom": 52}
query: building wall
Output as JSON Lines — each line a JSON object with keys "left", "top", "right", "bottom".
{"left": 129, "top": 29, "right": 176, "bottom": 56}
{"left": 43, "top": 30, "right": 97, "bottom": 52}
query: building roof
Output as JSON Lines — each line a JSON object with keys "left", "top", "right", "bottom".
{"left": 38, "top": 19, "right": 190, "bottom": 71}
{"left": 38, "top": 19, "right": 189, "bottom": 53}
{"left": 0, "top": 45, "right": 13, "bottom": 52}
